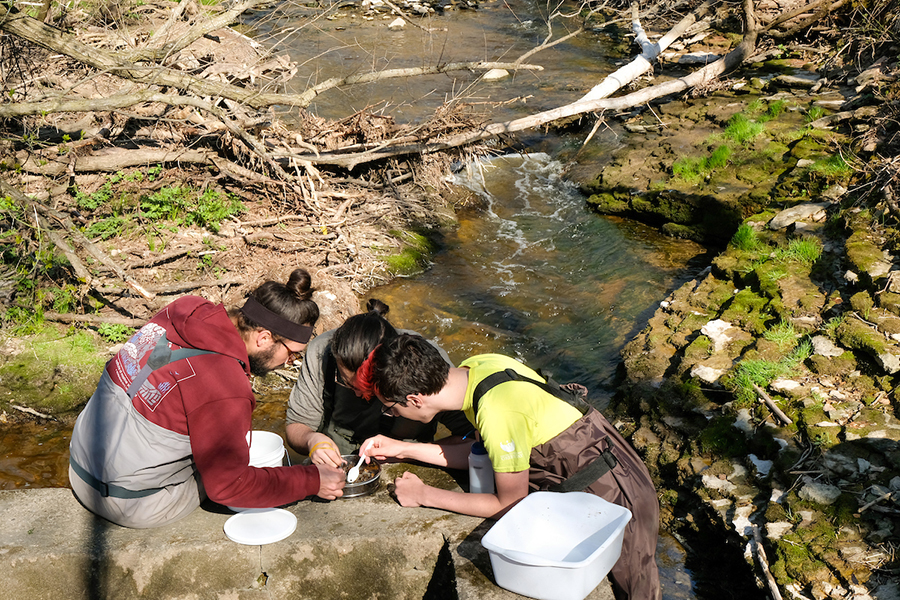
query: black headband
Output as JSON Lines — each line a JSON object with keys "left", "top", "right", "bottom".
{"left": 240, "top": 296, "right": 313, "bottom": 344}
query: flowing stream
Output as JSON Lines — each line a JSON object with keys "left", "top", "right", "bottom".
{"left": 361, "top": 152, "right": 709, "bottom": 600}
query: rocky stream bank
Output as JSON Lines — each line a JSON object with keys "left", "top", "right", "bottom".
{"left": 584, "top": 55, "right": 900, "bottom": 600}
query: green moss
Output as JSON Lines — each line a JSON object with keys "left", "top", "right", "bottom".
{"left": 845, "top": 231, "right": 886, "bottom": 275}
{"left": 720, "top": 288, "right": 772, "bottom": 334}
{"left": 807, "top": 353, "right": 856, "bottom": 376}
{"left": 585, "top": 192, "right": 629, "bottom": 213}
{"left": 0, "top": 327, "right": 106, "bottom": 415}
{"left": 878, "top": 291, "right": 900, "bottom": 315}
{"left": 684, "top": 335, "right": 712, "bottom": 362}
{"left": 380, "top": 230, "right": 436, "bottom": 276}
{"left": 765, "top": 502, "right": 791, "bottom": 522}
{"left": 660, "top": 222, "right": 703, "bottom": 240}
{"left": 849, "top": 291, "right": 875, "bottom": 313}
{"left": 698, "top": 416, "right": 748, "bottom": 457}
{"left": 673, "top": 379, "right": 714, "bottom": 411}
{"left": 771, "top": 533, "right": 829, "bottom": 586}
{"left": 835, "top": 319, "right": 887, "bottom": 355}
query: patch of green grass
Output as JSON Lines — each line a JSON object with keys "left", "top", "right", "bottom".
{"left": 773, "top": 238, "right": 823, "bottom": 266}
{"left": 805, "top": 153, "right": 854, "bottom": 182}
{"left": 765, "top": 99, "right": 789, "bottom": 120}
{"left": 725, "top": 340, "right": 812, "bottom": 405}
{"left": 672, "top": 145, "right": 732, "bottom": 183}
{"left": 707, "top": 144, "right": 731, "bottom": 169}
{"left": 723, "top": 113, "right": 766, "bottom": 145}
{"left": 731, "top": 223, "right": 763, "bottom": 252}
{"left": 822, "top": 315, "right": 844, "bottom": 340}
{"left": 765, "top": 320, "right": 798, "bottom": 350}
{"left": 746, "top": 99, "right": 765, "bottom": 114}
{"left": 805, "top": 105, "right": 826, "bottom": 123}
{"left": 672, "top": 156, "right": 707, "bottom": 183}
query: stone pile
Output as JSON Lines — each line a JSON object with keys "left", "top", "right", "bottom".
{"left": 616, "top": 198, "right": 900, "bottom": 599}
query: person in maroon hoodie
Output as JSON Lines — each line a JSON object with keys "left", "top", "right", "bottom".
{"left": 69, "top": 268, "right": 346, "bottom": 528}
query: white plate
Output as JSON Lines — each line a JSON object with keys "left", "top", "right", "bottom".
{"left": 223, "top": 508, "right": 297, "bottom": 545}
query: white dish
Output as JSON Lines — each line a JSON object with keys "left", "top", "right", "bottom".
{"left": 223, "top": 508, "right": 297, "bottom": 545}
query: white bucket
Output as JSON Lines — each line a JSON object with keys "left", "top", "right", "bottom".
{"left": 247, "top": 430, "right": 286, "bottom": 468}
{"left": 228, "top": 431, "right": 287, "bottom": 512}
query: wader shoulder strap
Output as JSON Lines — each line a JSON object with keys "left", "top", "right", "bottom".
{"left": 471, "top": 368, "right": 617, "bottom": 493}
{"left": 125, "top": 333, "right": 220, "bottom": 399}
{"left": 547, "top": 437, "right": 618, "bottom": 492}
{"left": 471, "top": 368, "right": 591, "bottom": 418}
{"left": 75, "top": 333, "right": 226, "bottom": 499}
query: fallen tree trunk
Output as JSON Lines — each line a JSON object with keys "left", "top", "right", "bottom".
{"left": 282, "top": 26, "right": 760, "bottom": 168}
{"left": 579, "top": 1, "right": 710, "bottom": 102}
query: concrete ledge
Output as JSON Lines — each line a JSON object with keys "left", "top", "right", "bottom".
{"left": 1, "top": 463, "right": 613, "bottom": 600}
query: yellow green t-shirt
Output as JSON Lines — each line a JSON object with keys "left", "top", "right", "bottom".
{"left": 460, "top": 354, "right": 583, "bottom": 473}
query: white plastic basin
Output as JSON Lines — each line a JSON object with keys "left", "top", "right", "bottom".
{"left": 481, "top": 491, "right": 632, "bottom": 600}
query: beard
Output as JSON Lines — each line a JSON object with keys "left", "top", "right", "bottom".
{"left": 248, "top": 344, "right": 278, "bottom": 376}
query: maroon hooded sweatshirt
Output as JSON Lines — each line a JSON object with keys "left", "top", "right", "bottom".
{"left": 78, "top": 295, "right": 320, "bottom": 509}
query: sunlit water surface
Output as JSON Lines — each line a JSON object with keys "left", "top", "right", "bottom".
{"left": 360, "top": 153, "right": 709, "bottom": 600}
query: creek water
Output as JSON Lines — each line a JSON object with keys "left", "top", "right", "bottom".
{"left": 1, "top": 3, "right": 738, "bottom": 598}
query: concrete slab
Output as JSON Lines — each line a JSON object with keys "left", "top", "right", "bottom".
{"left": 0, "top": 462, "right": 614, "bottom": 600}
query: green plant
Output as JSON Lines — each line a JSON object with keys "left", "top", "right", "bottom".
{"left": 187, "top": 188, "right": 244, "bottom": 232}
{"left": 805, "top": 153, "right": 854, "bottom": 182}
{"left": 672, "top": 145, "right": 732, "bottom": 183}
{"left": 97, "top": 323, "right": 135, "bottom": 343}
{"left": 731, "top": 223, "right": 762, "bottom": 252}
{"left": 764, "top": 320, "right": 798, "bottom": 350}
{"left": 822, "top": 315, "right": 844, "bottom": 339}
{"left": 765, "top": 99, "right": 788, "bottom": 120}
{"left": 723, "top": 113, "right": 765, "bottom": 145}
{"left": 805, "top": 106, "right": 826, "bottom": 123}
{"left": 51, "top": 284, "right": 79, "bottom": 314}
{"left": 140, "top": 186, "right": 243, "bottom": 233}
{"left": 85, "top": 215, "right": 128, "bottom": 240}
{"left": 707, "top": 145, "right": 732, "bottom": 169}
{"left": 774, "top": 238, "right": 823, "bottom": 266}
{"left": 75, "top": 180, "right": 115, "bottom": 210}
{"left": 672, "top": 156, "right": 705, "bottom": 183}
{"left": 725, "top": 340, "right": 811, "bottom": 404}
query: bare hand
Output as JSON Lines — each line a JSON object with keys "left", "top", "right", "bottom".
{"left": 392, "top": 471, "right": 426, "bottom": 507}
{"left": 363, "top": 434, "right": 408, "bottom": 462}
{"left": 315, "top": 464, "right": 345, "bottom": 500}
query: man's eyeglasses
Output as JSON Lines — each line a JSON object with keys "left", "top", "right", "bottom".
{"left": 277, "top": 339, "right": 300, "bottom": 364}
{"left": 381, "top": 399, "right": 404, "bottom": 416}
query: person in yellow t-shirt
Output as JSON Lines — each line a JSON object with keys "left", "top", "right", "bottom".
{"left": 358, "top": 334, "right": 661, "bottom": 600}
